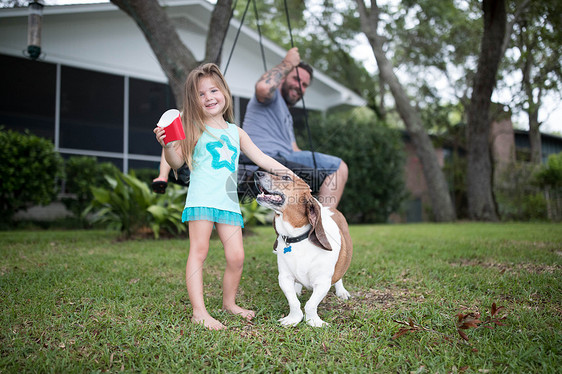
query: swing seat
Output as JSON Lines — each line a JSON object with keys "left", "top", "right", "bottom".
{"left": 237, "top": 154, "right": 330, "bottom": 201}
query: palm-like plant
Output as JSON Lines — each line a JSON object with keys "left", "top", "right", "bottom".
{"left": 85, "top": 172, "right": 187, "bottom": 239}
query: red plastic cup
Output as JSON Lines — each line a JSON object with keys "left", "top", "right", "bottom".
{"left": 157, "top": 109, "right": 185, "bottom": 145}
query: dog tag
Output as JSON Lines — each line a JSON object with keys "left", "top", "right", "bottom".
{"left": 283, "top": 246, "right": 292, "bottom": 254}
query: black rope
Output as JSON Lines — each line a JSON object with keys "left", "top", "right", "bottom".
{"left": 252, "top": 0, "right": 267, "bottom": 72}
{"left": 223, "top": 0, "right": 317, "bottom": 170}
{"left": 223, "top": 0, "right": 251, "bottom": 75}
{"left": 283, "top": 0, "right": 317, "bottom": 169}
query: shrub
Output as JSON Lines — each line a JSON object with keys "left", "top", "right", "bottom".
{"left": 129, "top": 168, "right": 159, "bottom": 186}
{"left": 535, "top": 152, "right": 562, "bottom": 189}
{"left": 62, "top": 156, "right": 119, "bottom": 226}
{"left": 534, "top": 152, "right": 562, "bottom": 221}
{"left": 495, "top": 162, "right": 547, "bottom": 221}
{"left": 241, "top": 199, "right": 271, "bottom": 227}
{"left": 443, "top": 149, "right": 468, "bottom": 220}
{"left": 0, "top": 128, "right": 64, "bottom": 226}
{"left": 84, "top": 172, "right": 186, "bottom": 239}
{"left": 298, "top": 110, "right": 406, "bottom": 223}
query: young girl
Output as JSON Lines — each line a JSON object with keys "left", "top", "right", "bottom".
{"left": 154, "top": 63, "right": 294, "bottom": 330}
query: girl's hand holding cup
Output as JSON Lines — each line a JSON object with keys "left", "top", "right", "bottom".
{"left": 154, "top": 109, "right": 185, "bottom": 148}
{"left": 153, "top": 126, "right": 168, "bottom": 148}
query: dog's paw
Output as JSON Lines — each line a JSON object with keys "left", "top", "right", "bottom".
{"left": 305, "top": 315, "right": 328, "bottom": 327}
{"left": 279, "top": 311, "right": 303, "bottom": 326}
{"left": 334, "top": 280, "right": 351, "bottom": 300}
{"left": 336, "top": 288, "right": 351, "bottom": 300}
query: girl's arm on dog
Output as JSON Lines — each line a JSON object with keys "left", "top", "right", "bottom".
{"left": 239, "top": 128, "right": 296, "bottom": 178}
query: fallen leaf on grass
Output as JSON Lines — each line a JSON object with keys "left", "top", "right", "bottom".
{"left": 457, "top": 312, "right": 482, "bottom": 329}
{"left": 456, "top": 303, "right": 507, "bottom": 341}
{"left": 458, "top": 329, "right": 470, "bottom": 342}
{"left": 392, "top": 318, "right": 425, "bottom": 339}
{"left": 392, "top": 327, "right": 414, "bottom": 340}
{"left": 456, "top": 312, "right": 481, "bottom": 341}
{"left": 392, "top": 303, "right": 508, "bottom": 344}
{"left": 483, "top": 302, "right": 507, "bottom": 328}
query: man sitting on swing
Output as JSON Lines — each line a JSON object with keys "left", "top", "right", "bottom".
{"left": 152, "top": 48, "right": 348, "bottom": 209}
{"left": 242, "top": 47, "right": 348, "bottom": 208}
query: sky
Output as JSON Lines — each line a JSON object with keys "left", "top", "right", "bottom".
{"left": 44, "top": 0, "right": 561, "bottom": 135}
{"left": 351, "top": 39, "right": 562, "bottom": 135}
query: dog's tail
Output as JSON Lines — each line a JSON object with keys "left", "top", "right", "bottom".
{"left": 330, "top": 211, "right": 353, "bottom": 284}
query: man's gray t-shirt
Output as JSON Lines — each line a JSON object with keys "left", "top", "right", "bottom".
{"left": 242, "top": 89, "right": 295, "bottom": 157}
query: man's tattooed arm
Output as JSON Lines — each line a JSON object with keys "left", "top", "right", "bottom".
{"left": 256, "top": 60, "right": 294, "bottom": 102}
{"left": 255, "top": 47, "right": 300, "bottom": 103}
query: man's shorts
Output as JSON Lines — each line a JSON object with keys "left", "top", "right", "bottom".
{"left": 283, "top": 151, "right": 342, "bottom": 176}
{"left": 280, "top": 151, "right": 341, "bottom": 195}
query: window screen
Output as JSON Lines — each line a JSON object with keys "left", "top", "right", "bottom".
{"left": 59, "top": 65, "right": 124, "bottom": 152}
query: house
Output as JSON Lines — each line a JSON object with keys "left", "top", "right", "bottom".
{"left": 490, "top": 117, "right": 562, "bottom": 165}
{"left": 513, "top": 130, "right": 562, "bottom": 163}
{"left": 0, "top": 0, "right": 365, "bottom": 173}
{"left": 398, "top": 118, "right": 562, "bottom": 222}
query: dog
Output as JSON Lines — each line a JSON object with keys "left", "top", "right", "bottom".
{"left": 254, "top": 171, "right": 352, "bottom": 327}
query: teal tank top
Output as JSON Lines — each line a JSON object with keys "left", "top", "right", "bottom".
{"left": 182, "top": 122, "right": 243, "bottom": 226}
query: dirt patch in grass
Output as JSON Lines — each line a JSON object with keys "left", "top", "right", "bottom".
{"left": 450, "top": 259, "right": 561, "bottom": 274}
{"left": 320, "top": 286, "right": 426, "bottom": 313}
{"left": 498, "top": 291, "right": 562, "bottom": 317}
{"left": 0, "top": 265, "right": 9, "bottom": 276}
{"left": 503, "top": 240, "right": 551, "bottom": 248}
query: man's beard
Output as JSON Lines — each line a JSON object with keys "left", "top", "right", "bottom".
{"left": 281, "top": 82, "right": 301, "bottom": 107}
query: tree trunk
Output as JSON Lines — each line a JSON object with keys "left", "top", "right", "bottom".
{"left": 205, "top": 0, "right": 233, "bottom": 64}
{"left": 521, "top": 38, "right": 543, "bottom": 164}
{"left": 528, "top": 110, "right": 542, "bottom": 163}
{"left": 466, "top": 0, "right": 506, "bottom": 221}
{"left": 111, "top": 0, "right": 232, "bottom": 105}
{"left": 355, "top": 0, "right": 456, "bottom": 222}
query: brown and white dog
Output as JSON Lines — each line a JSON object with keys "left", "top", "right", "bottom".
{"left": 254, "top": 171, "right": 352, "bottom": 327}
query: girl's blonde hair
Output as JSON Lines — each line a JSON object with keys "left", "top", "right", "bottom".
{"left": 179, "top": 63, "right": 234, "bottom": 170}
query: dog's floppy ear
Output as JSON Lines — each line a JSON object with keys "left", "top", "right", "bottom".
{"left": 306, "top": 198, "right": 332, "bottom": 251}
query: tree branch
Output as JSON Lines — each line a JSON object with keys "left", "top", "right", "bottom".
{"left": 500, "top": 0, "right": 531, "bottom": 58}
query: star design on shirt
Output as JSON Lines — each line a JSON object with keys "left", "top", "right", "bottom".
{"left": 206, "top": 135, "right": 238, "bottom": 172}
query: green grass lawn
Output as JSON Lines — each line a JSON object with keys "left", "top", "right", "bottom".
{"left": 1, "top": 223, "right": 561, "bottom": 373}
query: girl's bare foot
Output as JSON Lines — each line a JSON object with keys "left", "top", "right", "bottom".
{"left": 192, "top": 312, "right": 226, "bottom": 330}
{"left": 224, "top": 304, "right": 256, "bottom": 321}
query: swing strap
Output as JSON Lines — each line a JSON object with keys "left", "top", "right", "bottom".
{"left": 252, "top": 0, "right": 268, "bottom": 72}
{"left": 282, "top": 0, "right": 317, "bottom": 169}
{"left": 223, "top": 0, "right": 267, "bottom": 75}
{"left": 223, "top": 0, "right": 317, "bottom": 169}
{"left": 223, "top": 0, "right": 250, "bottom": 75}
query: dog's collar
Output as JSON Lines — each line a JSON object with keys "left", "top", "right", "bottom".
{"left": 280, "top": 229, "right": 311, "bottom": 244}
